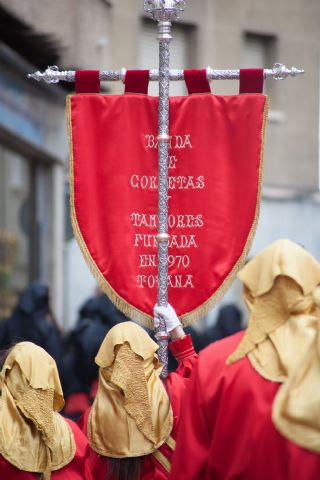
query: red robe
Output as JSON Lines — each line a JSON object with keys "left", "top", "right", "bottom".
{"left": 79, "top": 335, "right": 197, "bottom": 480}
{"left": 170, "top": 331, "right": 320, "bottom": 480}
{"left": 0, "top": 419, "right": 89, "bottom": 479}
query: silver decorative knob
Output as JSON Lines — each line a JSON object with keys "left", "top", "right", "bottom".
{"left": 157, "top": 233, "right": 170, "bottom": 242}
{"left": 144, "top": 0, "right": 186, "bottom": 21}
{"left": 155, "top": 330, "right": 169, "bottom": 341}
{"left": 272, "top": 63, "right": 305, "bottom": 80}
{"left": 272, "top": 63, "right": 287, "bottom": 81}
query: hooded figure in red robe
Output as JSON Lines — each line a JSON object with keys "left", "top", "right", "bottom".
{"left": 79, "top": 304, "right": 198, "bottom": 480}
{"left": 171, "top": 239, "right": 320, "bottom": 480}
{"left": 0, "top": 342, "right": 89, "bottom": 480}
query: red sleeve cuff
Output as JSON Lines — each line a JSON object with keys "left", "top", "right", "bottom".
{"left": 169, "top": 334, "right": 195, "bottom": 361}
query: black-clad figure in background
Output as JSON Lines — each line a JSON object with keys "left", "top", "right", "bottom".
{"left": 0, "top": 282, "right": 64, "bottom": 363}
{"left": 199, "top": 304, "right": 243, "bottom": 350}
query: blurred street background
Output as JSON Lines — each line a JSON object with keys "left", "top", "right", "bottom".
{"left": 0, "top": 0, "right": 319, "bottom": 333}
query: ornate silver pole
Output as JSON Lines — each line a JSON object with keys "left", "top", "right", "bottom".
{"left": 28, "top": 63, "right": 304, "bottom": 83}
{"left": 144, "top": 0, "right": 186, "bottom": 378}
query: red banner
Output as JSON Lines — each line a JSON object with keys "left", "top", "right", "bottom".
{"left": 68, "top": 93, "right": 268, "bottom": 327}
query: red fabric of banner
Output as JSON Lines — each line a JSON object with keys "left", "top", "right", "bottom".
{"left": 68, "top": 92, "right": 267, "bottom": 326}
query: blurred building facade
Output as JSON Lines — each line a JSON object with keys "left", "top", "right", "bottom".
{"left": 0, "top": 6, "right": 66, "bottom": 321}
{"left": 0, "top": 0, "right": 319, "bottom": 327}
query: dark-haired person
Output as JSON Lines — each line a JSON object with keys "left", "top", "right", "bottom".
{"left": 79, "top": 304, "right": 197, "bottom": 480}
{"left": 198, "top": 303, "right": 243, "bottom": 350}
{"left": 0, "top": 282, "right": 64, "bottom": 364}
{"left": 0, "top": 342, "right": 88, "bottom": 479}
{"left": 171, "top": 239, "right": 320, "bottom": 480}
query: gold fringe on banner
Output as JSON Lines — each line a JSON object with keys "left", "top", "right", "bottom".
{"left": 67, "top": 95, "right": 268, "bottom": 329}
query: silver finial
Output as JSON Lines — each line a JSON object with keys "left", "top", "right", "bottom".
{"left": 27, "top": 65, "right": 61, "bottom": 83}
{"left": 272, "top": 62, "right": 305, "bottom": 80}
{"left": 144, "top": 0, "right": 186, "bottom": 21}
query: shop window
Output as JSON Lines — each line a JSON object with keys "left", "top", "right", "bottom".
{"left": 0, "top": 145, "right": 53, "bottom": 318}
{"left": 242, "top": 33, "right": 276, "bottom": 70}
{"left": 242, "top": 33, "right": 281, "bottom": 122}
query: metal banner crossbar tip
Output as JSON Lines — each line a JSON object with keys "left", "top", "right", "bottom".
{"left": 29, "top": 0, "right": 304, "bottom": 378}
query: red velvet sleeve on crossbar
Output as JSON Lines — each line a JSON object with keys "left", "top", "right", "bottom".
{"left": 124, "top": 70, "right": 150, "bottom": 94}
{"left": 75, "top": 70, "right": 100, "bottom": 93}
{"left": 239, "top": 68, "right": 264, "bottom": 93}
{"left": 184, "top": 69, "right": 211, "bottom": 94}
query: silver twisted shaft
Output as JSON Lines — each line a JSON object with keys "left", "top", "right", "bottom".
{"left": 154, "top": 18, "right": 172, "bottom": 379}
